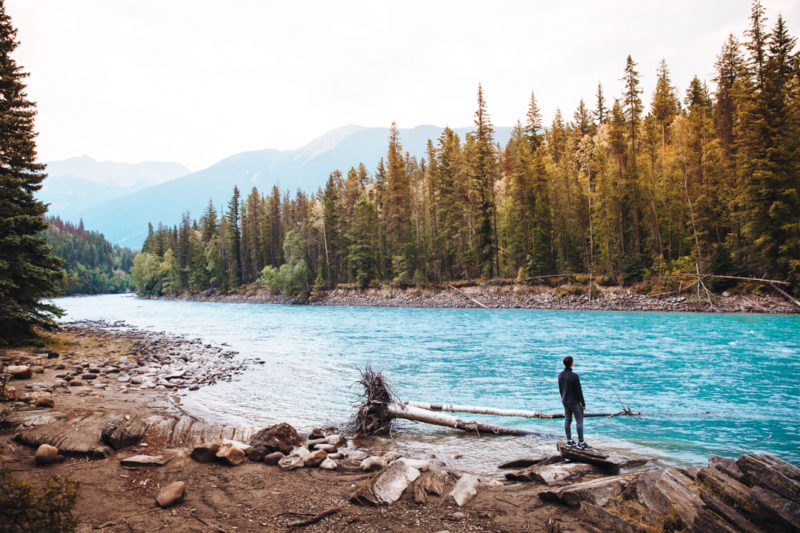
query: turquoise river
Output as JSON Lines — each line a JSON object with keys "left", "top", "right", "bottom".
{"left": 54, "top": 294, "right": 800, "bottom": 476}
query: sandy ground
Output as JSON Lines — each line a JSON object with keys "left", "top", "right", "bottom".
{"left": 1, "top": 327, "right": 594, "bottom": 533}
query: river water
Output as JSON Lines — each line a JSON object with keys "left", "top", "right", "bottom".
{"left": 54, "top": 294, "right": 800, "bottom": 475}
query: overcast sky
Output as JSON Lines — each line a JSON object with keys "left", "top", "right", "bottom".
{"left": 7, "top": 1, "right": 800, "bottom": 171}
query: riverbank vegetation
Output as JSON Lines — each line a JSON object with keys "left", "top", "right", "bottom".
{"left": 131, "top": 2, "right": 800, "bottom": 299}
{"left": 42, "top": 217, "right": 135, "bottom": 295}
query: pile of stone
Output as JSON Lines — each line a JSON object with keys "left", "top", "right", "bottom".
{"left": 58, "top": 320, "right": 254, "bottom": 392}
{"left": 529, "top": 443, "right": 800, "bottom": 532}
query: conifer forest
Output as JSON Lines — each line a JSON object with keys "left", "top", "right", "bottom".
{"left": 132, "top": 4, "right": 800, "bottom": 298}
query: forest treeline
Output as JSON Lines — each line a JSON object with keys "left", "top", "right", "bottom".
{"left": 131, "top": 2, "right": 800, "bottom": 298}
{"left": 43, "top": 217, "right": 134, "bottom": 295}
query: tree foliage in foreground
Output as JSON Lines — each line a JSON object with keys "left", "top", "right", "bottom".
{"left": 0, "top": 0, "right": 63, "bottom": 343}
{"left": 132, "top": 1, "right": 800, "bottom": 298}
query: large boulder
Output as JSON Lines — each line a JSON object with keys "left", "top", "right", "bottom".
{"left": 249, "top": 423, "right": 303, "bottom": 454}
{"left": 737, "top": 454, "right": 800, "bottom": 503}
{"left": 101, "top": 415, "right": 151, "bottom": 450}
{"left": 635, "top": 468, "right": 738, "bottom": 532}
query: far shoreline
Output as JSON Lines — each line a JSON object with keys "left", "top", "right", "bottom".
{"left": 138, "top": 281, "right": 799, "bottom": 315}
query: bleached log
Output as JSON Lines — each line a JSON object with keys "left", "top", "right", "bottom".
{"left": 768, "top": 282, "right": 800, "bottom": 310}
{"left": 443, "top": 283, "right": 488, "bottom": 309}
{"left": 386, "top": 402, "right": 534, "bottom": 436}
{"left": 402, "top": 401, "right": 636, "bottom": 420}
{"left": 404, "top": 401, "right": 557, "bottom": 419}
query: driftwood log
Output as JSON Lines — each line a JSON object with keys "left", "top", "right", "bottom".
{"left": 386, "top": 402, "right": 535, "bottom": 436}
{"left": 403, "top": 401, "right": 638, "bottom": 419}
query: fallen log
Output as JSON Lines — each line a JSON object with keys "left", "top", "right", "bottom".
{"left": 768, "top": 281, "right": 800, "bottom": 310}
{"left": 443, "top": 282, "right": 488, "bottom": 309}
{"left": 402, "top": 401, "right": 638, "bottom": 419}
{"left": 386, "top": 402, "right": 534, "bottom": 436}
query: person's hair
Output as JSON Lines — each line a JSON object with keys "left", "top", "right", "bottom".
{"left": 563, "top": 356, "right": 574, "bottom": 368}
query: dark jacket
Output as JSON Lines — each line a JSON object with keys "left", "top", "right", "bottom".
{"left": 558, "top": 368, "right": 585, "bottom": 407}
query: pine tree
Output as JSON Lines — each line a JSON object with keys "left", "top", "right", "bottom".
{"left": 594, "top": 83, "right": 607, "bottom": 125}
{"left": 226, "top": 186, "right": 242, "bottom": 288}
{"left": 0, "top": 2, "right": 63, "bottom": 342}
{"left": 469, "top": 84, "right": 500, "bottom": 277}
{"left": 651, "top": 59, "right": 679, "bottom": 151}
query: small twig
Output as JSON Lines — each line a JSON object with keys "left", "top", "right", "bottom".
{"left": 494, "top": 497, "right": 517, "bottom": 506}
{"left": 287, "top": 505, "right": 344, "bottom": 528}
{"left": 95, "top": 507, "right": 160, "bottom": 529}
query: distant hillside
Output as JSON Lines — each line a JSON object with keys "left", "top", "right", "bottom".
{"left": 78, "top": 125, "right": 513, "bottom": 247}
{"left": 38, "top": 156, "right": 191, "bottom": 223}
{"left": 43, "top": 217, "right": 136, "bottom": 295}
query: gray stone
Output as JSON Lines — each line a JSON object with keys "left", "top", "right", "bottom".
{"left": 7, "top": 365, "right": 32, "bottom": 380}
{"left": 539, "top": 474, "right": 635, "bottom": 508}
{"left": 155, "top": 481, "right": 185, "bottom": 508}
{"left": 360, "top": 455, "right": 387, "bottom": 472}
{"left": 580, "top": 502, "right": 640, "bottom": 533}
{"left": 352, "top": 461, "right": 421, "bottom": 506}
{"left": 264, "top": 451, "right": 284, "bottom": 465}
{"left": 446, "top": 474, "right": 480, "bottom": 507}
{"left": 319, "top": 457, "right": 338, "bottom": 470}
{"left": 751, "top": 485, "right": 800, "bottom": 531}
{"left": 120, "top": 454, "right": 172, "bottom": 467}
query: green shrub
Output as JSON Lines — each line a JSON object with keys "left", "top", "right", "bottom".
{"left": 0, "top": 469, "right": 80, "bottom": 532}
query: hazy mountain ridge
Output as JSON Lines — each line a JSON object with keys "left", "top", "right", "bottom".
{"left": 40, "top": 156, "right": 191, "bottom": 223}
{"left": 45, "top": 125, "right": 513, "bottom": 247}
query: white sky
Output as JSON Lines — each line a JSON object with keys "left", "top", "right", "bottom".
{"left": 7, "top": 0, "right": 800, "bottom": 172}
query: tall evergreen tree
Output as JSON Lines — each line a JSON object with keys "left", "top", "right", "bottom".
{"left": 469, "top": 84, "right": 500, "bottom": 276}
{"left": 0, "top": 2, "right": 63, "bottom": 343}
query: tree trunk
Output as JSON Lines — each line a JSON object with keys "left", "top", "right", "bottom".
{"left": 386, "top": 402, "right": 534, "bottom": 435}
{"left": 402, "top": 401, "right": 636, "bottom": 420}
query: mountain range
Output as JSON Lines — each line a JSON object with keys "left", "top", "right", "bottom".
{"left": 40, "top": 125, "right": 512, "bottom": 248}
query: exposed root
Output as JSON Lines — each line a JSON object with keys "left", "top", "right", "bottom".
{"left": 349, "top": 365, "right": 398, "bottom": 436}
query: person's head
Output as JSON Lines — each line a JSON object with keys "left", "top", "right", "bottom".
{"left": 563, "top": 356, "right": 574, "bottom": 369}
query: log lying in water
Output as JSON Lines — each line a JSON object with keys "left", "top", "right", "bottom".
{"left": 386, "top": 402, "right": 535, "bottom": 436}
{"left": 402, "top": 401, "right": 638, "bottom": 419}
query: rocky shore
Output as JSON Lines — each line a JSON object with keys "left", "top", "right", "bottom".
{"left": 168, "top": 282, "right": 800, "bottom": 314}
{"left": 2, "top": 322, "right": 799, "bottom": 532}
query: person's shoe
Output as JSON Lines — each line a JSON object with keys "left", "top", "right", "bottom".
{"left": 566, "top": 439, "right": 577, "bottom": 447}
{"left": 577, "top": 441, "right": 592, "bottom": 450}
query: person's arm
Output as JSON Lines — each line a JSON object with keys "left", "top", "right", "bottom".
{"left": 576, "top": 375, "right": 585, "bottom": 409}
{"left": 558, "top": 374, "right": 564, "bottom": 399}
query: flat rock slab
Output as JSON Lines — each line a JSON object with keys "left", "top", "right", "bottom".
{"left": 0, "top": 409, "right": 68, "bottom": 429}
{"left": 540, "top": 474, "right": 635, "bottom": 508}
{"left": 507, "top": 462, "right": 598, "bottom": 485}
{"left": 498, "top": 454, "right": 559, "bottom": 469}
{"left": 120, "top": 454, "right": 172, "bottom": 467}
{"left": 557, "top": 442, "right": 625, "bottom": 472}
{"left": 14, "top": 413, "right": 118, "bottom": 459}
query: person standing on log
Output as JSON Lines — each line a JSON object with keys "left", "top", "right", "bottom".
{"left": 558, "top": 356, "right": 590, "bottom": 449}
